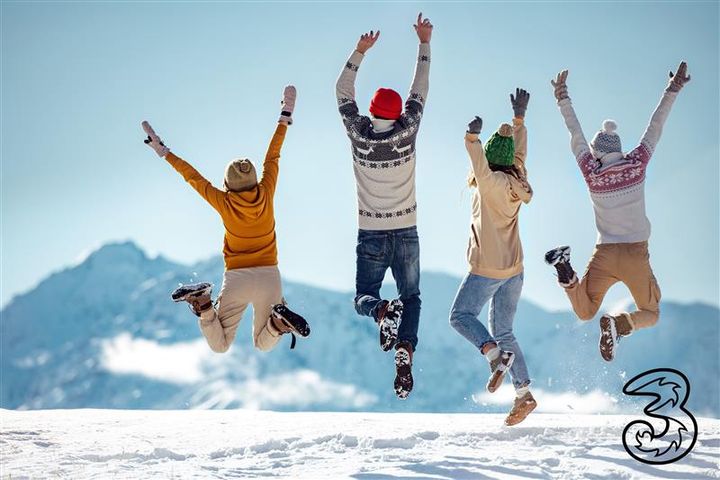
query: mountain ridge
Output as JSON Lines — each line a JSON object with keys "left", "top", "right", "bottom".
{"left": 2, "top": 240, "right": 718, "bottom": 416}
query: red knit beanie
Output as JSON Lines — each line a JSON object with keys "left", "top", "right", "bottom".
{"left": 369, "top": 88, "right": 402, "bottom": 120}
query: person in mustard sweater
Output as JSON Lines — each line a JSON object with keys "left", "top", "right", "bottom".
{"left": 141, "top": 86, "right": 310, "bottom": 353}
{"left": 449, "top": 89, "right": 536, "bottom": 426}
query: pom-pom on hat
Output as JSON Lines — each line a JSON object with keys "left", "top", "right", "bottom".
{"left": 369, "top": 88, "right": 402, "bottom": 120}
{"left": 590, "top": 119, "right": 622, "bottom": 158}
{"left": 224, "top": 158, "right": 257, "bottom": 192}
{"left": 485, "top": 123, "right": 515, "bottom": 167}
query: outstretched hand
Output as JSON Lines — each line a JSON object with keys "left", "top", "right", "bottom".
{"left": 414, "top": 13, "right": 433, "bottom": 43}
{"left": 142, "top": 121, "right": 170, "bottom": 157}
{"left": 356, "top": 30, "right": 380, "bottom": 54}
{"left": 467, "top": 116, "right": 483, "bottom": 135}
{"left": 667, "top": 61, "right": 691, "bottom": 92}
{"left": 511, "top": 88, "right": 530, "bottom": 118}
{"left": 551, "top": 70, "right": 569, "bottom": 101}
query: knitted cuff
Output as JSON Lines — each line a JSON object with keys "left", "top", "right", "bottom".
{"left": 278, "top": 112, "right": 293, "bottom": 125}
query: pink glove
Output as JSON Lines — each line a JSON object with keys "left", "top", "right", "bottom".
{"left": 142, "top": 121, "right": 170, "bottom": 157}
{"left": 279, "top": 85, "right": 296, "bottom": 125}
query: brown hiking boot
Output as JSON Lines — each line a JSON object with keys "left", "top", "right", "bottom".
{"left": 487, "top": 350, "right": 515, "bottom": 393}
{"left": 505, "top": 391, "right": 537, "bottom": 426}
{"left": 171, "top": 282, "right": 213, "bottom": 316}
{"left": 394, "top": 341, "right": 414, "bottom": 400}
{"left": 599, "top": 313, "right": 633, "bottom": 362}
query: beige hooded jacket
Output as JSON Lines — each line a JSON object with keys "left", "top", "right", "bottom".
{"left": 464, "top": 117, "right": 532, "bottom": 279}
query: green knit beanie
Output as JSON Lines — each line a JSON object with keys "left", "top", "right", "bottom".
{"left": 485, "top": 123, "right": 515, "bottom": 167}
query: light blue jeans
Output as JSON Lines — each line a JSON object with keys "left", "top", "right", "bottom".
{"left": 449, "top": 272, "right": 530, "bottom": 389}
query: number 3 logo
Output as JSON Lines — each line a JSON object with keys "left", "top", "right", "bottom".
{"left": 622, "top": 368, "right": 698, "bottom": 465}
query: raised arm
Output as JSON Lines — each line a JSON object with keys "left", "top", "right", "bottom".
{"left": 552, "top": 70, "right": 590, "bottom": 160}
{"left": 510, "top": 88, "right": 530, "bottom": 176}
{"left": 336, "top": 30, "right": 378, "bottom": 128}
{"left": 639, "top": 61, "right": 690, "bottom": 156}
{"left": 404, "top": 13, "right": 432, "bottom": 120}
{"left": 260, "top": 86, "right": 295, "bottom": 196}
{"left": 465, "top": 117, "right": 505, "bottom": 192}
{"left": 142, "top": 121, "right": 226, "bottom": 214}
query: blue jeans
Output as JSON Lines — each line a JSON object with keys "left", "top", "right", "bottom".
{"left": 354, "top": 226, "right": 421, "bottom": 350}
{"left": 449, "top": 272, "right": 530, "bottom": 388}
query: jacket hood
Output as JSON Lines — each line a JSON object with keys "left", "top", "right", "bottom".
{"left": 226, "top": 186, "right": 270, "bottom": 220}
{"left": 508, "top": 172, "right": 533, "bottom": 204}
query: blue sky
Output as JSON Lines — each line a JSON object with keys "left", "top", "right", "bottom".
{"left": 2, "top": 1, "right": 718, "bottom": 311}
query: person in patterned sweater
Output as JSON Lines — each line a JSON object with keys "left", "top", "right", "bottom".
{"left": 141, "top": 86, "right": 310, "bottom": 354}
{"left": 545, "top": 63, "right": 691, "bottom": 362}
{"left": 336, "top": 13, "right": 432, "bottom": 399}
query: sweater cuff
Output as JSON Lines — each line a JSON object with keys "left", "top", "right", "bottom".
{"left": 418, "top": 43, "right": 431, "bottom": 56}
{"left": 557, "top": 98, "right": 572, "bottom": 108}
{"left": 349, "top": 50, "right": 365, "bottom": 65}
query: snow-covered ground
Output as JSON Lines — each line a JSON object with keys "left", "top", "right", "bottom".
{"left": 2, "top": 410, "right": 718, "bottom": 479}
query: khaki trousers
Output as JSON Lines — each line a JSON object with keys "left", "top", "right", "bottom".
{"left": 565, "top": 242, "right": 661, "bottom": 331}
{"left": 199, "top": 266, "right": 283, "bottom": 352}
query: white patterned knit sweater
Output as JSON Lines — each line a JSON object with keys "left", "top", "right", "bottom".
{"left": 336, "top": 44, "right": 430, "bottom": 230}
{"left": 558, "top": 90, "right": 678, "bottom": 244}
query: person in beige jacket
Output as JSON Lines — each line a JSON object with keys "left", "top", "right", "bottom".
{"left": 449, "top": 89, "right": 536, "bottom": 426}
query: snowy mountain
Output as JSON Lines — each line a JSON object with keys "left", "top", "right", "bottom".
{"left": 2, "top": 241, "right": 718, "bottom": 416}
{"left": 4, "top": 410, "right": 719, "bottom": 479}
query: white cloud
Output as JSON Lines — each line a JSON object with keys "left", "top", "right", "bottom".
{"left": 99, "top": 334, "right": 377, "bottom": 410}
{"left": 100, "top": 333, "right": 211, "bottom": 384}
{"left": 473, "top": 388, "right": 619, "bottom": 414}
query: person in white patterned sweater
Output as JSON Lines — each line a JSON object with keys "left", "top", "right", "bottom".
{"left": 336, "top": 13, "right": 432, "bottom": 400}
{"left": 545, "top": 62, "right": 691, "bottom": 362}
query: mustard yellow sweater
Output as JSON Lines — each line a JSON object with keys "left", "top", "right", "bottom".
{"left": 165, "top": 123, "right": 287, "bottom": 270}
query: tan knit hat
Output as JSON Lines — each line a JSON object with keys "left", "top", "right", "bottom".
{"left": 224, "top": 158, "right": 257, "bottom": 192}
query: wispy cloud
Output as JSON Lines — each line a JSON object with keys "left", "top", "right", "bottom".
{"left": 473, "top": 388, "right": 619, "bottom": 414}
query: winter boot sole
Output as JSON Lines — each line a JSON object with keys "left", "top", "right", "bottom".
{"left": 505, "top": 397, "right": 538, "bottom": 426}
{"left": 171, "top": 282, "right": 213, "bottom": 302}
{"left": 394, "top": 348, "right": 413, "bottom": 400}
{"left": 379, "top": 300, "right": 402, "bottom": 352}
{"left": 544, "top": 246, "right": 571, "bottom": 266}
{"left": 272, "top": 304, "right": 311, "bottom": 338}
{"left": 487, "top": 352, "right": 515, "bottom": 393}
{"left": 599, "top": 315, "right": 617, "bottom": 362}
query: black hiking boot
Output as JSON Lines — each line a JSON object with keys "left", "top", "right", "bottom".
{"left": 170, "top": 282, "right": 213, "bottom": 316}
{"left": 270, "top": 303, "right": 311, "bottom": 349}
{"left": 544, "top": 246, "right": 577, "bottom": 287}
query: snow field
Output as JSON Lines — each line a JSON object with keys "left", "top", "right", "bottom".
{"left": 2, "top": 410, "right": 719, "bottom": 479}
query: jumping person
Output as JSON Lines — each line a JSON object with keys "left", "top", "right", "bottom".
{"left": 141, "top": 86, "right": 310, "bottom": 353}
{"left": 449, "top": 90, "right": 537, "bottom": 426}
{"left": 545, "top": 63, "right": 691, "bottom": 361}
{"left": 336, "top": 13, "right": 433, "bottom": 399}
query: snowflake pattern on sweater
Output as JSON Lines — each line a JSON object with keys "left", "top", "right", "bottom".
{"left": 579, "top": 143, "right": 650, "bottom": 195}
{"left": 336, "top": 45, "right": 430, "bottom": 230}
{"left": 557, "top": 90, "right": 678, "bottom": 243}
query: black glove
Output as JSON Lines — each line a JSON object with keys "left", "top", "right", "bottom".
{"left": 511, "top": 88, "right": 530, "bottom": 118}
{"left": 467, "top": 116, "right": 483, "bottom": 135}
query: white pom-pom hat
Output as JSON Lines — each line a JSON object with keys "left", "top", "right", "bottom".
{"left": 590, "top": 119, "right": 622, "bottom": 159}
